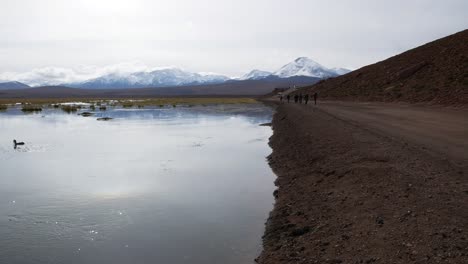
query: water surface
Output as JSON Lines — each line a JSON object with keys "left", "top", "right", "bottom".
{"left": 0, "top": 104, "right": 275, "bottom": 264}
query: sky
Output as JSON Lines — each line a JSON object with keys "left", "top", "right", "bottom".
{"left": 0, "top": 0, "right": 467, "bottom": 85}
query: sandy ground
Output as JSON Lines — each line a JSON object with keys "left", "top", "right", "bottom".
{"left": 316, "top": 101, "right": 468, "bottom": 166}
{"left": 257, "top": 100, "right": 468, "bottom": 263}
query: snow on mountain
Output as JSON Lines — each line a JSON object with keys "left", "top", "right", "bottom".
{"left": 239, "top": 57, "right": 350, "bottom": 81}
{"left": 330, "top": 67, "right": 351, "bottom": 75}
{"left": 273, "top": 57, "right": 339, "bottom": 79}
{"left": 1, "top": 58, "right": 349, "bottom": 88}
{"left": 0, "top": 81, "right": 30, "bottom": 90}
{"left": 70, "top": 68, "right": 230, "bottom": 89}
{"left": 240, "top": 69, "right": 273, "bottom": 80}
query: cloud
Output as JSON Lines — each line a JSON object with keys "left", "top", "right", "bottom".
{"left": 1, "top": 0, "right": 466, "bottom": 78}
{"left": 0, "top": 62, "right": 183, "bottom": 86}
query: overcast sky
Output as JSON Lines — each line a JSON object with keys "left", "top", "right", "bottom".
{"left": 0, "top": 0, "right": 467, "bottom": 84}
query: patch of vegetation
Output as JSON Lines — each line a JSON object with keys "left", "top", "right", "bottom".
{"left": 61, "top": 105, "right": 78, "bottom": 113}
{"left": 99, "top": 106, "right": 107, "bottom": 111}
{"left": 89, "top": 104, "right": 96, "bottom": 110}
{"left": 0, "top": 97, "right": 258, "bottom": 109}
{"left": 122, "top": 102, "right": 134, "bottom": 108}
{"left": 21, "top": 105, "right": 42, "bottom": 112}
{"left": 0, "top": 104, "right": 7, "bottom": 111}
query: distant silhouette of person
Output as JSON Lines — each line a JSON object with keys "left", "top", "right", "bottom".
{"left": 294, "top": 94, "right": 298, "bottom": 103}
{"left": 304, "top": 94, "right": 309, "bottom": 104}
{"left": 313, "top": 92, "right": 318, "bottom": 105}
{"left": 13, "top": 139, "right": 24, "bottom": 149}
{"left": 280, "top": 95, "right": 283, "bottom": 103}
{"left": 299, "top": 94, "right": 303, "bottom": 104}
{"left": 287, "top": 94, "right": 290, "bottom": 103}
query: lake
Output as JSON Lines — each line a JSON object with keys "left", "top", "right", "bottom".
{"left": 0, "top": 104, "right": 275, "bottom": 264}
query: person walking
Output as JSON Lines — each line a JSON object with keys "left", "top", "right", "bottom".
{"left": 304, "top": 94, "right": 309, "bottom": 104}
{"left": 280, "top": 95, "right": 283, "bottom": 103}
{"left": 294, "top": 94, "right": 298, "bottom": 103}
{"left": 313, "top": 92, "right": 318, "bottom": 105}
{"left": 287, "top": 94, "right": 290, "bottom": 103}
{"left": 299, "top": 94, "right": 303, "bottom": 104}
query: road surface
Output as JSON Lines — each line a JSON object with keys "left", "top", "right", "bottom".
{"left": 297, "top": 100, "right": 468, "bottom": 166}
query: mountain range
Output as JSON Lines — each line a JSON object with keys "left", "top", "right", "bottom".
{"left": 0, "top": 57, "right": 349, "bottom": 90}
{"left": 0, "top": 81, "right": 30, "bottom": 90}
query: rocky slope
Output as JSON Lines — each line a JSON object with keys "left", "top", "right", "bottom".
{"left": 296, "top": 30, "right": 468, "bottom": 105}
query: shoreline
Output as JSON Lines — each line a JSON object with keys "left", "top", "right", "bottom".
{"left": 257, "top": 101, "right": 467, "bottom": 263}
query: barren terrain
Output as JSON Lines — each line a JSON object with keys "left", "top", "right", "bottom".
{"left": 257, "top": 101, "right": 468, "bottom": 263}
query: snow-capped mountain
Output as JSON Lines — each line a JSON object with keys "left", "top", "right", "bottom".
{"left": 0, "top": 81, "right": 30, "bottom": 90}
{"left": 239, "top": 57, "right": 350, "bottom": 81}
{"left": 71, "top": 59, "right": 347, "bottom": 88}
{"left": 1, "top": 57, "right": 349, "bottom": 89}
{"left": 240, "top": 69, "right": 273, "bottom": 80}
{"left": 70, "top": 68, "right": 230, "bottom": 89}
{"left": 273, "top": 57, "right": 340, "bottom": 79}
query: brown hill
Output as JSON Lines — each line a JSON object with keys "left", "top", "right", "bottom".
{"left": 296, "top": 29, "right": 468, "bottom": 105}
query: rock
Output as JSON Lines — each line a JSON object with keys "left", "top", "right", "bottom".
{"left": 260, "top": 122, "right": 272, "bottom": 126}
{"left": 326, "top": 259, "right": 343, "bottom": 263}
{"left": 290, "top": 226, "right": 311, "bottom": 237}
{"left": 273, "top": 189, "right": 279, "bottom": 198}
{"left": 376, "top": 216, "right": 384, "bottom": 226}
{"left": 97, "top": 117, "right": 113, "bottom": 121}
{"left": 79, "top": 112, "right": 94, "bottom": 117}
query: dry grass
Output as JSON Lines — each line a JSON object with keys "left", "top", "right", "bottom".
{"left": 61, "top": 105, "right": 78, "bottom": 113}
{"left": 122, "top": 102, "right": 135, "bottom": 108}
{"left": 0, "top": 97, "right": 258, "bottom": 114}
{"left": 0, "top": 97, "right": 257, "bottom": 106}
{"left": 21, "top": 105, "right": 42, "bottom": 112}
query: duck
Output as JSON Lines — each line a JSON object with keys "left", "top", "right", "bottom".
{"left": 13, "top": 139, "right": 25, "bottom": 149}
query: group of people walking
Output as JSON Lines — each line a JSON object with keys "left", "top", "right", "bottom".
{"left": 280, "top": 92, "right": 318, "bottom": 105}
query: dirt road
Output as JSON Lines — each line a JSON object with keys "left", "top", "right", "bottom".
{"left": 315, "top": 101, "right": 468, "bottom": 166}
{"left": 257, "top": 101, "right": 468, "bottom": 264}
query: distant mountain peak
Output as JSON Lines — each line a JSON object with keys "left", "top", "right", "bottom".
{"left": 0, "top": 81, "right": 30, "bottom": 90}
{"left": 273, "top": 57, "right": 346, "bottom": 79}
{"left": 294, "top": 57, "right": 318, "bottom": 64}
{"left": 240, "top": 69, "right": 272, "bottom": 80}
{"left": 330, "top": 67, "right": 352, "bottom": 75}
{"left": 238, "top": 57, "right": 350, "bottom": 81}
{"left": 68, "top": 68, "right": 230, "bottom": 89}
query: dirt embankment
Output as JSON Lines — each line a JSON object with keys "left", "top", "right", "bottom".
{"left": 257, "top": 102, "right": 468, "bottom": 263}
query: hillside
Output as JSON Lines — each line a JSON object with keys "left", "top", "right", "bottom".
{"left": 0, "top": 81, "right": 30, "bottom": 90}
{"left": 296, "top": 29, "right": 468, "bottom": 105}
